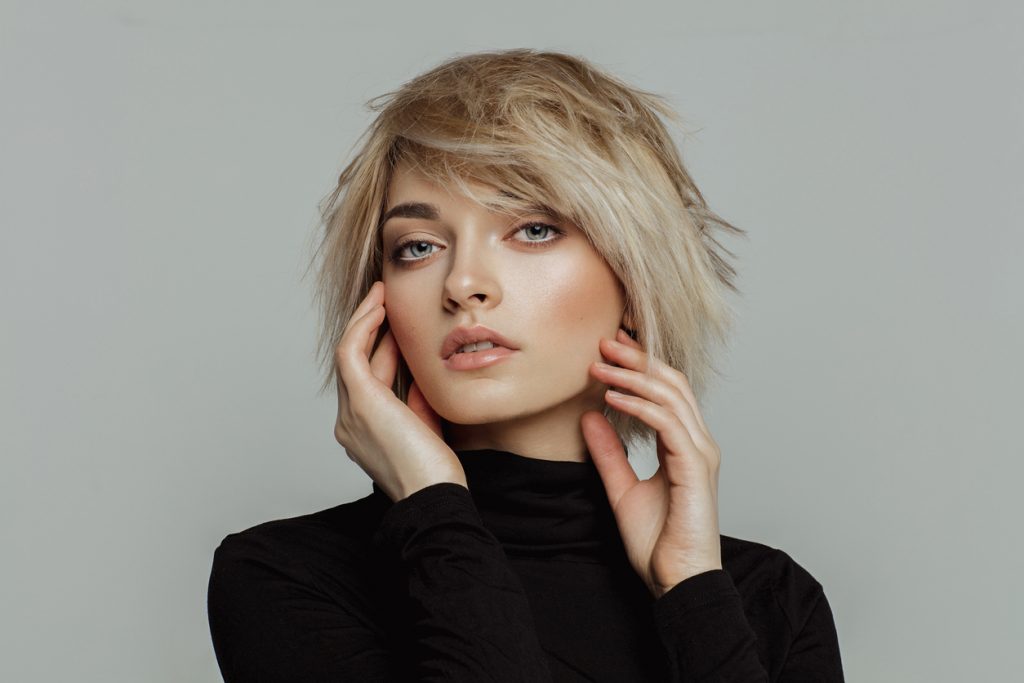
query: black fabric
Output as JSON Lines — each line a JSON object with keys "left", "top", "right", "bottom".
{"left": 207, "top": 448, "right": 845, "bottom": 681}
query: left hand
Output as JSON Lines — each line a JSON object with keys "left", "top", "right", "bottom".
{"left": 581, "top": 328, "right": 723, "bottom": 599}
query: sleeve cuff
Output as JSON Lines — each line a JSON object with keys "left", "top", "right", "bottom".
{"left": 654, "top": 568, "right": 742, "bottom": 613}
{"left": 652, "top": 569, "right": 767, "bottom": 680}
{"left": 371, "top": 482, "right": 482, "bottom": 557}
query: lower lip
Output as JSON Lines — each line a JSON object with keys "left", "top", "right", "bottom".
{"left": 443, "top": 346, "right": 518, "bottom": 371}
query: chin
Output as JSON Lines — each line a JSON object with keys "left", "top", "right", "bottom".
{"left": 427, "top": 386, "right": 538, "bottom": 424}
{"left": 436, "top": 401, "right": 527, "bottom": 425}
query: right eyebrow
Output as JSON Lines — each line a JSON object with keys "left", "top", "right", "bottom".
{"left": 379, "top": 202, "right": 440, "bottom": 226}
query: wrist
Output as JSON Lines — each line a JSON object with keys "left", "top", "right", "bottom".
{"left": 651, "top": 564, "right": 724, "bottom": 599}
{"left": 398, "top": 474, "right": 468, "bottom": 501}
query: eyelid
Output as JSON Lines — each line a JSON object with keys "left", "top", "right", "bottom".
{"left": 388, "top": 221, "right": 565, "bottom": 264}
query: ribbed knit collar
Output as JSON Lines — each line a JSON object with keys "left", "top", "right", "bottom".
{"left": 368, "top": 448, "right": 630, "bottom": 562}
{"left": 450, "top": 448, "right": 625, "bottom": 562}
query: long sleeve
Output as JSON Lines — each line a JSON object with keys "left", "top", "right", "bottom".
{"left": 776, "top": 588, "right": 845, "bottom": 681}
{"left": 652, "top": 569, "right": 844, "bottom": 682}
{"left": 207, "top": 481, "right": 554, "bottom": 682}
{"left": 372, "top": 481, "right": 554, "bottom": 681}
{"left": 207, "top": 528, "right": 399, "bottom": 681}
{"left": 208, "top": 451, "right": 845, "bottom": 682}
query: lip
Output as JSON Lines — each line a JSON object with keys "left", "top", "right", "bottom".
{"left": 443, "top": 345, "right": 518, "bottom": 371}
{"left": 440, "top": 324, "right": 520, "bottom": 361}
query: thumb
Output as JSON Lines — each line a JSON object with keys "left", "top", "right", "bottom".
{"left": 581, "top": 410, "right": 638, "bottom": 509}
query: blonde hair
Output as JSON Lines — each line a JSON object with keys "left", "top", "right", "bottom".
{"left": 304, "top": 48, "right": 747, "bottom": 450}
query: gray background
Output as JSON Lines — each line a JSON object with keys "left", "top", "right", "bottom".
{"left": 2, "top": 1, "right": 1021, "bottom": 680}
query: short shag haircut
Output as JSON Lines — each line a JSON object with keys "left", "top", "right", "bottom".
{"left": 305, "top": 48, "right": 746, "bottom": 450}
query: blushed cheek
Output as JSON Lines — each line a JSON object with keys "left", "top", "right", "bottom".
{"left": 383, "top": 297, "right": 431, "bottom": 367}
{"left": 547, "top": 261, "right": 624, "bottom": 354}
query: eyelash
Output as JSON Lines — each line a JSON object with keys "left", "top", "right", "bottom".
{"left": 387, "top": 222, "right": 567, "bottom": 266}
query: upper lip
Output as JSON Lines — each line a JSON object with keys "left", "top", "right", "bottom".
{"left": 441, "top": 324, "right": 520, "bottom": 360}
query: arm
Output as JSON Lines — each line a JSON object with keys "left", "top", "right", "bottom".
{"left": 652, "top": 569, "right": 845, "bottom": 682}
{"left": 653, "top": 569, "right": 770, "bottom": 682}
{"left": 207, "top": 531, "right": 397, "bottom": 682}
{"left": 207, "top": 483, "right": 553, "bottom": 682}
{"left": 776, "top": 588, "right": 846, "bottom": 682}
{"left": 372, "top": 482, "right": 554, "bottom": 681}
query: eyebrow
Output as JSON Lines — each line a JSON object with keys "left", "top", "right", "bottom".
{"left": 379, "top": 196, "right": 560, "bottom": 233}
{"left": 379, "top": 202, "right": 440, "bottom": 226}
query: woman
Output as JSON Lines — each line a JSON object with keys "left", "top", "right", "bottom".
{"left": 207, "top": 48, "right": 845, "bottom": 681}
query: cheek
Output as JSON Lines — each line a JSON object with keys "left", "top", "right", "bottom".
{"left": 538, "top": 258, "right": 623, "bottom": 340}
{"left": 520, "top": 257, "right": 624, "bottom": 386}
{"left": 383, "top": 293, "right": 432, "bottom": 364}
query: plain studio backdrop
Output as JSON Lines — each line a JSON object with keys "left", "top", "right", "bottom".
{"left": 2, "top": 1, "right": 1020, "bottom": 680}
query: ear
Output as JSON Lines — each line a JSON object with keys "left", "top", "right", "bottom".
{"left": 621, "top": 308, "right": 637, "bottom": 337}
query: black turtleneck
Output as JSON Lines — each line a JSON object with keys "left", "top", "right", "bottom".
{"left": 207, "top": 448, "right": 845, "bottom": 682}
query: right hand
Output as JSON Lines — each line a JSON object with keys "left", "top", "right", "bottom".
{"left": 333, "top": 280, "right": 468, "bottom": 503}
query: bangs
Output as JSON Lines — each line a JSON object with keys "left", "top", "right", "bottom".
{"left": 386, "top": 138, "right": 574, "bottom": 225}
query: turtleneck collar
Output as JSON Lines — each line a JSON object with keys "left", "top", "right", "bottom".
{"left": 375, "top": 448, "right": 627, "bottom": 563}
{"left": 456, "top": 448, "right": 627, "bottom": 562}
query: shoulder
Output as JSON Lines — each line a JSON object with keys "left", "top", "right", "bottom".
{"left": 210, "top": 488, "right": 390, "bottom": 592}
{"left": 206, "top": 491, "right": 402, "bottom": 674}
{"left": 720, "top": 533, "right": 828, "bottom": 634}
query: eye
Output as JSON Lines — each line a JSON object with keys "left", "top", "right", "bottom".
{"left": 512, "top": 222, "right": 565, "bottom": 247}
{"left": 387, "top": 222, "right": 567, "bottom": 266}
{"left": 389, "top": 239, "right": 439, "bottom": 263}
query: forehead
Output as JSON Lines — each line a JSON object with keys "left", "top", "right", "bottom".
{"left": 386, "top": 161, "right": 494, "bottom": 205}
{"left": 382, "top": 160, "right": 555, "bottom": 226}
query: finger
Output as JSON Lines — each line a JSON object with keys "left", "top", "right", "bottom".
{"left": 602, "top": 391, "right": 706, "bottom": 485}
{"left": 340, "top": 302, "right": 384, "bottom": 354}
{"left": 368, "top": 328, "right": 399, "bottom": 387}
{"left": 337, "top": 282, "right": 384, "bottom": 351}
{"left": 337, "top": 283, "right": 384, "bottom": 357}
{"left": 337, "top": 304, "right": 386, "bottom": 385}
{"left": 617, "top": 327, "right": 641, "bottom": 347}
{"left": 580, "top": 410, "right": 638, "bottom": 509}
{"left": 363, "top": 307, "right": 384, "bottom": 356}
{"left": 355, "top": 280, "right": 384, "bottom": 316}
{"left": 602, "top": 336, "right": 709, "bottom": 435}
{"left": 600, "top": 337, "right": 652, "bottom": 374}
{"left": 590, "top": 361, "right": 708, "bottom": 453}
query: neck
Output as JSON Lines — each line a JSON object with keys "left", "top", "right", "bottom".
{"left": 442, "top": 390, "right": 603, "bottom": 463}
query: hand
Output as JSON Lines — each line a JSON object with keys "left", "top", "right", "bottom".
{"left": 333, "top": 280, "right": 467, "bottom": 502}
{"left": 581, "top": 328, "right": 723, "bottom": 599}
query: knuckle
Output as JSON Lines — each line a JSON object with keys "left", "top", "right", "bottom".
{"left": 665, "top": 385, "right": 686, "bottom": 406}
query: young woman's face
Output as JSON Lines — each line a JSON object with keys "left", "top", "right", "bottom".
{"left": 380, "top": 161, "right": 626, "bottom": 449}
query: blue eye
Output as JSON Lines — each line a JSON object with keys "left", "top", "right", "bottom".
{"left": 515, "top": 223, "right": 561, "bottom": 244}
{"left": 388, "top": 222, "right": 566, "bottom": 266}
{"left": 391, "top": 240, "right": 438, "bottom": 262}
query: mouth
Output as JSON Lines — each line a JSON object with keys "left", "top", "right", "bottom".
{"left": 450, "top": 341, "right": 506, "bottom": 356}
{"left": 440, "top": 324, "right": 520, "bottom": 361}
{"left": 442, "top": 344, "right": 518, "bottom": 371}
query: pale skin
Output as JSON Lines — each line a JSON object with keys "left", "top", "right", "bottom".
{"left": 333, "top": 162, "right": 723, "bottom": 598}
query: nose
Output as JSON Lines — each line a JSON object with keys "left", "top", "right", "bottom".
{"left": 443, "top": 232, "right": 502, "bottom": 313}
